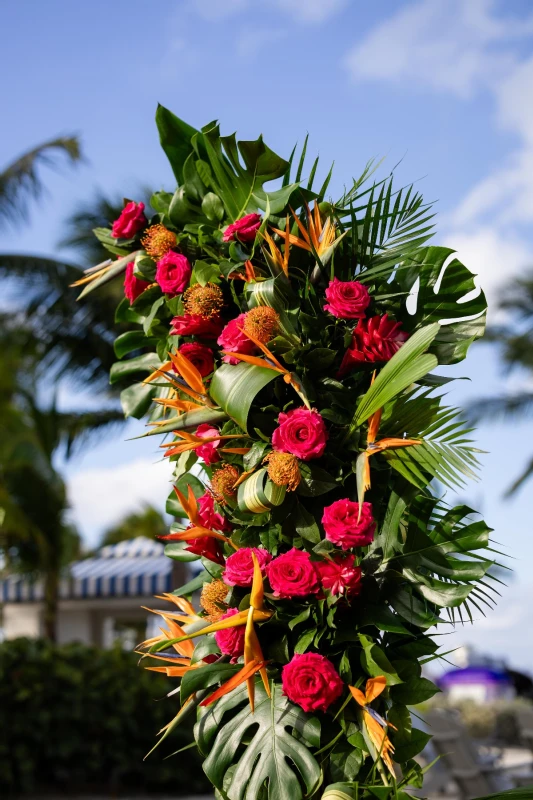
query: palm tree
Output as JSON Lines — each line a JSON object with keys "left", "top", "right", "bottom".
{"left": 468, "top": 270, "right": 533, "bottom": 494}
{"left": 0, "top": 138, "right": 146, "bottom": 638}
{"left": 0, "top": 322, "right": 125, "bottom": 640}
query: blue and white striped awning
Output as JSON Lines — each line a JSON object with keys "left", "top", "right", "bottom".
{"left": 0, "top": 538, "right": 173, "bottom": 602}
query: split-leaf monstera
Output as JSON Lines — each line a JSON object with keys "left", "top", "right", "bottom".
{"left": 71, "top": 106, "right": 502, "bottom": 800}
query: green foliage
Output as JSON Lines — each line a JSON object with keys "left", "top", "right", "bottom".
{"left": 0, "top": 638, "right": 209, "bottom": 796}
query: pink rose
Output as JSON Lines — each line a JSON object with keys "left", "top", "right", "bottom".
{"left": 267, "top": 548, "right": 319, "bottom": 598}
{"left": 214, "top": 608, "right": 246, "bottom": 657}
{"left": 222, "top": 547, "right": 272, "bottom": 587}
{"left": 112, "top": 201, "right": 146, "bottom": 239}
{"left": 197, "top": 493, "right": 232, "bottom": 533}
{"left": 322, "top": 499, "right": 375, "bottom": 550}
{"left": 338, "top": 314, "right": 409, "bottom": 376}
{"left": 324, "top": 277, "right": 370, "bottom": 319}
{"left": 194, "top": 423, "right": 221, "bottom": 466}
{"left": 272, "top": 407, "right": 328, "bottom": 461}
{"left": 170, "top": 314, "right": 224, "bottom": 338}
{"left": 155, "top": 252, "right": 191, "bottom": 296}
{"left": 223, "top": 213, "right": 262, "bottom": 243}
{"left": 282, "top": 653, "right": 343, "bottom": 713}
{"left": 316, "top": 554, "right": 362, "bottom": 597}
{"left": 217, "top": 314, "right": 257, "bottom": 364}
{"left": 123, "top": 261, "right": 150, "bottom": 304}
{"left": 178, "top": 342, "right": 214, "bottom": 377}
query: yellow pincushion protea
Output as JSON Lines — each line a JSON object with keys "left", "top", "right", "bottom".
{"left": 141, "top": 224, "right": 177, "bottom": 259}
{"left": 183, "top": 282, "right": 224, "bottom": 318}
{"left": 200, "top": 579, "right": 229, "bottom": 620}
{"left": 211, "top": 463, "right": 240, "bottom": 504}
{"left": 264, "top": 451, "right": 301, "bottom": 491}
{"left": 243, "top": 306, "right": 279, "bottom": 344}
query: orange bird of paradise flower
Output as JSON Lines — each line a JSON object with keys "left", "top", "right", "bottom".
{"left": 355, "top": 405, "right": 420, "bottom": 516}
{"left": 144, "top": 349, "right": 215, "bottom": 409}
{"left": 349, "top": 676, "right": 397, "bottom": 776}
{"left": 136, "top": 594, "right": 200, "bottom": 678}
{"left": 271, "top": 202, "right": 337, "bottom": 261}
{"left": 160, "top": 430, "right": 250, "bottom": 459}
{"left": 159, "top": 484, "right": 238, "bottom": 550}
{"left": 155, "top": 553, "right": 272, "bottom": 712}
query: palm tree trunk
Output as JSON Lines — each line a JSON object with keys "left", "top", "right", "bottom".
{"left": 43, "top": 566, "right": 59, "bottom": 642}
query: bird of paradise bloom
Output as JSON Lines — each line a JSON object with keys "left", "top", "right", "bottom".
{"left": 354, "top": 405, "right": 420, "bottom": 518}
{"left": 143, "top": 349, "right": 216, "bottom": 408}
{"left": 160, "top": 430, "right": 250, "bottom": 459}
{"left": 271, "top": 202, "right": 337, "bottom": 261}
{"left": 349, "top": 676, "right": 397, "bottom": 777}
{"left": 151, "top": 553, "right": 272, "bottom": 712}
{"left": 159, "top": 484, "right": 239, "bottom": 550}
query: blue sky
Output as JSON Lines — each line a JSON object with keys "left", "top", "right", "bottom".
{"left": 3, "top": 0, "right": 533, "bottom": 670}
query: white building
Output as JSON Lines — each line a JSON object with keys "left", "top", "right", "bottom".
{"left": 0, "top": 538, "right": 188, "bottom": 647}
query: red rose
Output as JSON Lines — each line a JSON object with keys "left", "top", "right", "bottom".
{"left": 338, "top": 314, "right": 409, "bottom": 376}
{"left": 282, "top": 653, "right": 343, "bottom": 713}
{"left": 222, "top": 547, "right": 272, "bottom": 587}
{"left": 184, "top": 534, "right": 224, "bottom": 565}
{"left": 316, "top": 554, "right": 362, "bottom": 597}
{"left": 194, "top": 423, "right": 221, "bottom": 466}
{"left": 123, "top": 261, "right": 150, "bottom": 304}
{"left": 170, "top": 314, "right": 224, "bottom": 338}
{"left": 214, "top": 608, "right": 245, "bottom": 657}
{"left": 272, "top": 407, "right": 328, "bottom": 461}
{"left": 155, "top": 252, "right": 191, "bottom": 296}
{"left": 324, "top": 278, "right": 370, "bottom": 319}
{"left": 223, "top": 213, "right": 262, "bottom": 243}
{"left": 322, "top": 499, "right": 375, "bottom": 550}
{"left": 112, "top": 201, "right": 146, "bottom": 239}
{"left": 217, "top": 314, "right": 257, "bottom": 365}
{"left": 267, "top": 548, "right": 319, "bottom": 598}
{"left": 197, "top": 492, "right": 232, "bottom": 532}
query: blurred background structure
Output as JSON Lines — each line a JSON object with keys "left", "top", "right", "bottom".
{"left": 2, "top": 0, "right": 533, "bottom": 797}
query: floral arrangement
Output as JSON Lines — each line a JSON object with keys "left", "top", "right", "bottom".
{"left": 75, "top": 105, "right": 494, "bottom": 800}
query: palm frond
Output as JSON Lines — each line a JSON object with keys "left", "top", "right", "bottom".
{"left": 381, "top": 389, "right": 481, "bottom": 490}
{"left": 0, "top": 136, "right": 82, "bottom": 229}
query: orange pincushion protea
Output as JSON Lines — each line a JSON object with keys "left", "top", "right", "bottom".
{"left": 183, "top": 283, "right": 224, "bottom": 319}
{"left": 200, "top": 579, "right": 229, "bottom": 620}
{"left": 211, "top": 463, "right": 240, "bottom": 504}
{"left": 264, "top": 451, "right": 301, "bottom": 491}
{"left": 141, "top": 224, "right": 177, "bottom": 259}
{"left": 243, "top": 306, "right": 280, "bottom": 344}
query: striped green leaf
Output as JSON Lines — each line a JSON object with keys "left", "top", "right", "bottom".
{"left": 237, "top": 468, "right": 286, "bottom": 513}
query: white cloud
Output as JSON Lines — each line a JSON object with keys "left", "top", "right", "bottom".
{"left": 344, "top": 0, "right": 532, "bottom": 98}
{"left": 67, "top": 458, "right": 174, "bottom": 546}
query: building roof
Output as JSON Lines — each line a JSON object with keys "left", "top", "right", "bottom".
{"left": 0, "top": 538, "right": 173, "bottom": 602}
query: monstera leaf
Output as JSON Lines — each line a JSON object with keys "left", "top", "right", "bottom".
{"left": 397, "top": 246, "right": 487, "bottom": 364}
{"left": 195, "top": 682, "right": 321, "bottom": 800}
{"left": 156, "top": 105, "right": 299, "bottom": 221}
